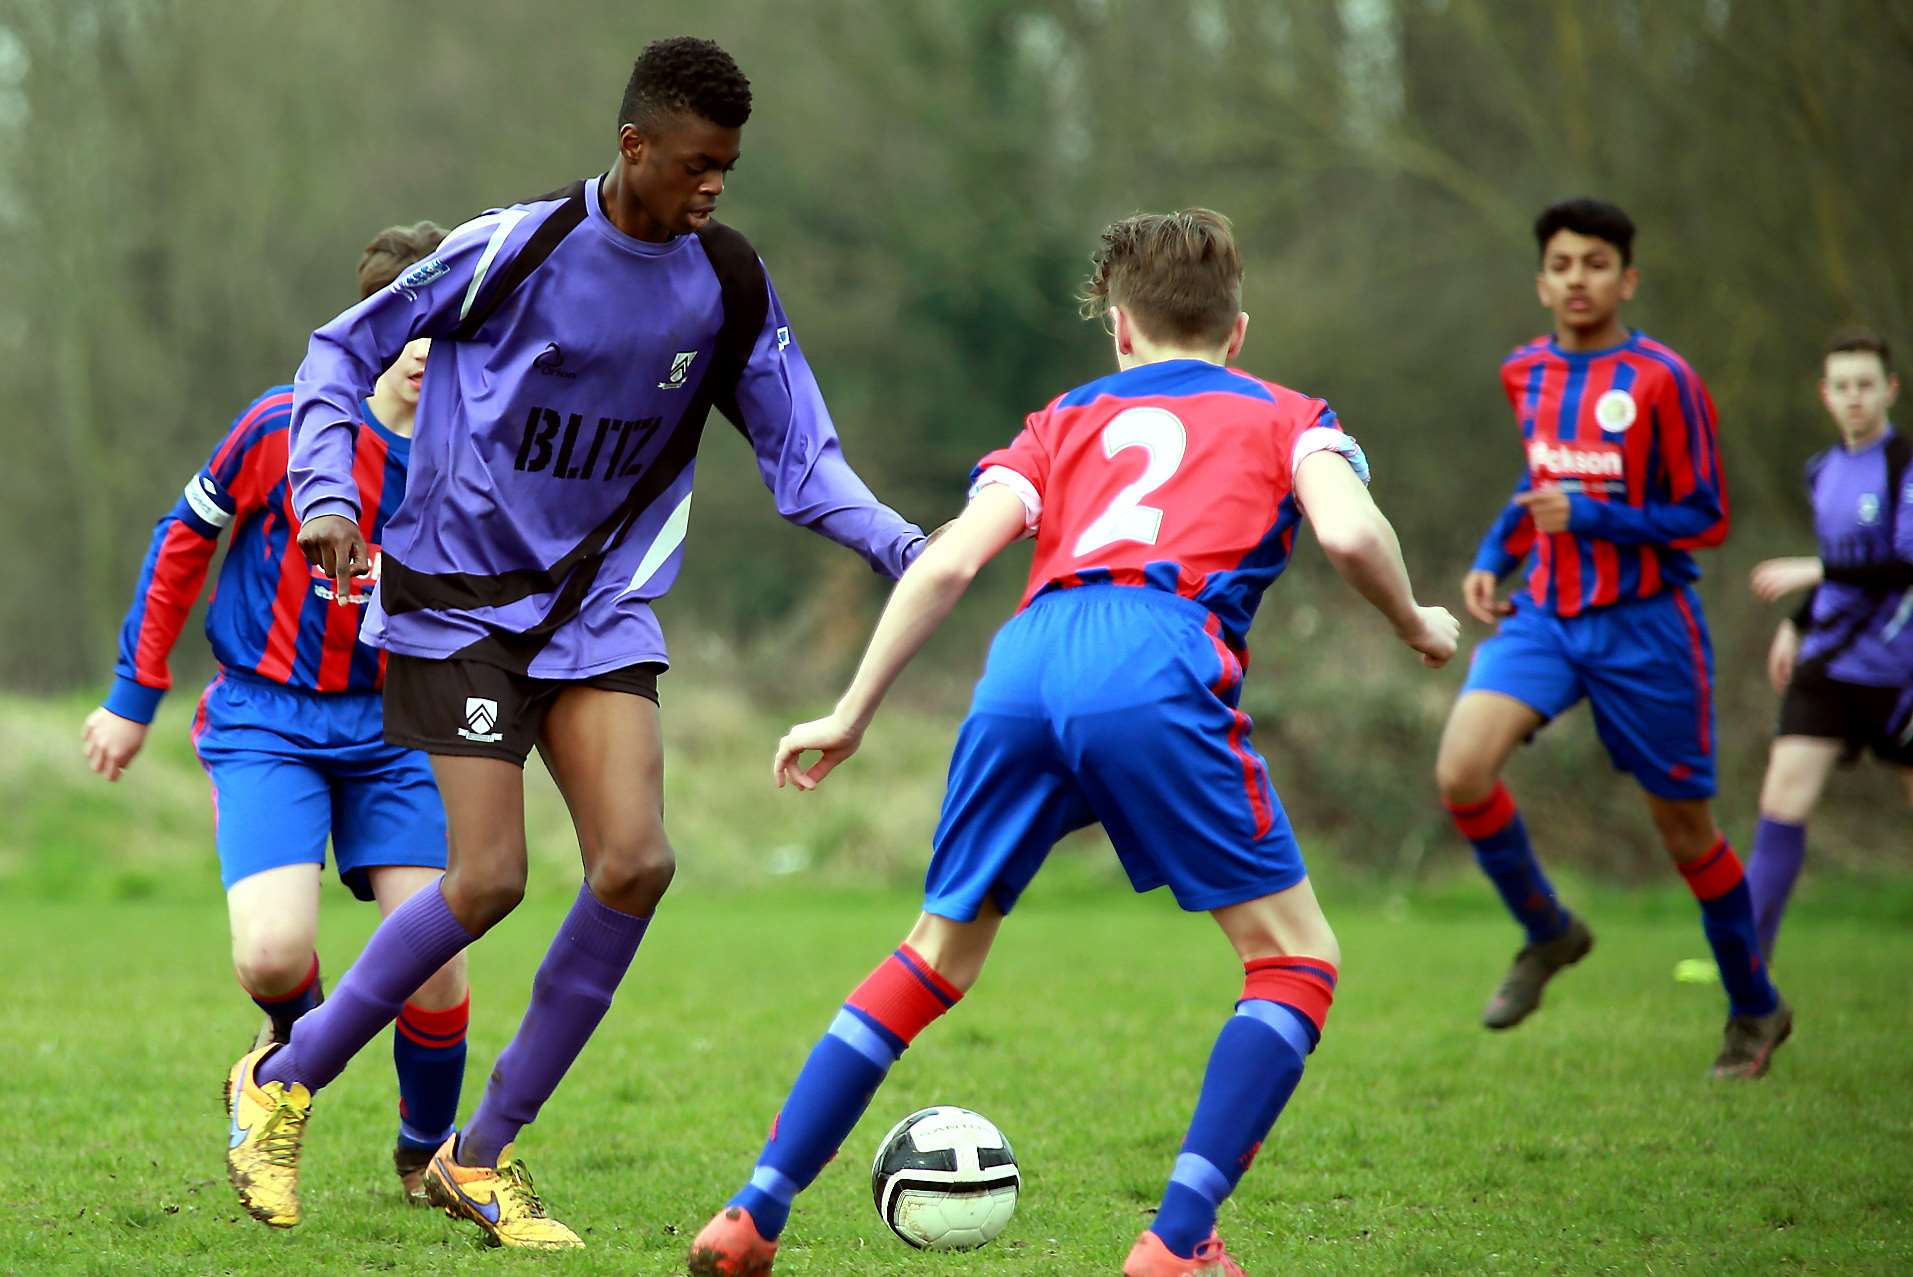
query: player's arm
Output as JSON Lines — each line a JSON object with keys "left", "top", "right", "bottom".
{"left": 1465, "top": 469, "right": 1535, "bottom": 623}
{"left": 1296, "top": 449, "right": 1458, "bottom": 668}
{"left": 773, "top": 485, "right": 1028, "bottom": 791}
{"left": 291, "top": 214, "right": 519, "bottom": 593}
{"left": 726, "top": 274, "right": 927, "bottom": 579}
{"left": 83, "top": 410, "right": 274, "bottom": 779}
{"left": 1561, "top": 369, "right": 1728, "bottom": 548}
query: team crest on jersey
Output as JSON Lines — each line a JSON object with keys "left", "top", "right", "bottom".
{"left": 1594, "top": 388, "right": 1638, "bottom": 433}
{"left": 1858, "top": 492, "right": 1881, "bottom": 526}
{"left": 309, "top": 546, "right": 382, "bottom": 603}
{"left": 391, "top": 258, "right": 449, "bottom": 302}
{"left": 458, "top": 697, "right": 503, "bottom": 744}
{"left": 658, "top": 350, "right": 698, "bottom": 390}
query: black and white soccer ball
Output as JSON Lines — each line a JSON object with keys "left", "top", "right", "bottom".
{"left": 870, "top": 1105, "right": 1020, "bottom": 1250}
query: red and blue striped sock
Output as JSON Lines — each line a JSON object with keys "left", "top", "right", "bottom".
{"left": 1447, "top": 784, "right": 1569, "bottom": 944}
{"left": 1149, "top": 957, "right": 1337, "bottom": 1259}
{"left": 245, "top": 953, "right": 322, "bottom": 1044}
{"left": 1680, "top": 838, "right": 1779, "bottom": 1018}
{"left": 393, "top": 995, "right": 469, "bottom": 1151}
{"left": 730, "top": 944, "right": 962, "bottom": 1240}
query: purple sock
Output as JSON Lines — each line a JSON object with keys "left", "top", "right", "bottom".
{"left": 258, "top": 881, "right": 473, "bottom": 1093}
{"left": 1747, "top": 817, "right": 1807, "bottom": 961}
{"left": 458, "top": 884, "right": 649, "bottom": 1167}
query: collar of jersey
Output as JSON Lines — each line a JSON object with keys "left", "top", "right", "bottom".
{"left": 1544, "top": 329, "right": 1641, "bottom": 362}
{"left": 584, "top": 173, "right": 697, "bottom": 258}
{"left": 1059, "top": 358, "right": 1265, "bottom": 409}
{"left": 359, "top": 399, "right": 410, "bottom": 461}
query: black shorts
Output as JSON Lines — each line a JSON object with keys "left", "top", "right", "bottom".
{"left": 1777, "top": 662, "right": 1913, "bottom": 767}
{"left": 383, "top": 653, "right": 665, "bottom": 764}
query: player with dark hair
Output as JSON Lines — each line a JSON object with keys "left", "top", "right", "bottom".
{"left": 1434, "top": 197, "right": 1790, "bottom": 1077}
{"left": 222, "top": 36, "right": 925, "bottom": 1247}
{"left": 1738, "top": 327, "right": 1910, "bottom": 958}
{"left": 83, "top": 221, "right": 471, "bottom": 1205}
{"left": 686, "top": 208, "right": 1459, "bottom": 1277}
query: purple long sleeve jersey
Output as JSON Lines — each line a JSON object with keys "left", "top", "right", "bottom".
{"left": 1797, "top": 426, "right": 1913, "bottom": 687}
{"left": 290, "top": 176, "right": 924, "bottom": 678}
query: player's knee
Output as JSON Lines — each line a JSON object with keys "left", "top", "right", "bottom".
{"left": 231, "top": 938, "right": 314, "bottom": 999}
{"left": 441, "top": 864, "right": 526, "bottom": 934}
{"left": 1434, "top": 750, "right": 1495, "bottom": 807}
{"left": 585, "top": 827, "right": 675, "bottom": 915}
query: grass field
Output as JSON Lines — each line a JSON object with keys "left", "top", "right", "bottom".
{"left": 4, "top": 869, "right": 1910, "bottom": 1277}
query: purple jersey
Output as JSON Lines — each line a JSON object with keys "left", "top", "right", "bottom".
{"left": 1798, "top": 427, "right": 1913, "bottom": 687}
{"left": 290, "top": 177, "right": 924, "bottom": 678}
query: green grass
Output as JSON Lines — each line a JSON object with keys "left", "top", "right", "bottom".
{"left": 3, "top": 872, "right": 1910, "bottom": 1276}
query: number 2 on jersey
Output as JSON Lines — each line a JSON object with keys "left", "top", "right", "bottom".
{"left": 1072, "top": 407, "right": 1187, "bottom": 558}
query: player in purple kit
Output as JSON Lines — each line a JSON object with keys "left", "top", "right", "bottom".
{"left": 1434, "top": 198, "right": 1790, "bottom": 1078}
{"left": 221, "top": 37, "right": 924, "bottom": 1247}
{"left": 83, "top": 222, "right": 472, "bottom": 1206}
{"left": 687, "top": 210, "right": 1459, "bottom": 1277}
{"left": 1740, "top": 328, "right": 1910, "bottom": 960}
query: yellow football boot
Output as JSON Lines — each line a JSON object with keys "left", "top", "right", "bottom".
{"left": 422, "top": 1137, "right": 583, "bottom": 1249}
{"left": 224, "top": 1045, "right": 313, "bottom": 1228}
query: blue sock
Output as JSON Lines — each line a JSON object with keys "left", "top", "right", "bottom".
{"left": 731, "top": 946, "right": 961, "bottom": 1240}
{"left": 247, "top": 953, "right": 322, "bottom": 1043}
{"left": 393, "top": 996, "right": 469, "bottom": 1150}
{"left": 1680, "top": 839, "right": 1780, "bottom": 1018}
{"left": 1448, "top": 784, "right": 1568, "bottom": 944}
{"left": 1151, "top": 958, "right": 1337, "bottom": 1259}
{"left": 1746, "top": 818, "right": 1806, "bottom": 961}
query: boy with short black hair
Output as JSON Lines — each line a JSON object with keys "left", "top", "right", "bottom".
{"left": 222, "top": 36, "right": 924, "bottom": 1247}
{"left": 687, "top": 208, "right": 1458, "bottom": 1277}
{"left": 1434, "top": 196, "right": 1789, "bottom": 1078}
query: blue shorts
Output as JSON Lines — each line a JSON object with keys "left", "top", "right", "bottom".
{"left": 1462, "top": 585, "right": 1717, "bottom": 800}
{"left": 190, "top": 670, "right": 448, "bottom": 898}
{"left": 926, "top": 585, "right": 1305, "bottom": 921}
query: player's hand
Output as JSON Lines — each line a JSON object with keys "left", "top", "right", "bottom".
{"left": 1512, "top": 485, "right": 1572, "bottom": 534}
{"left": 1767, "top": 619, "right": 1800, "bottom": 694}
{"left": 773, "top": 713, "right": 865, "bottom": 791}
{"left": 81, "top": 707, "right": 148, "bottom": 782}
{"left": 1397, "top": 605, "right": 1461, "bottom": 669}
{"left": 1461, "top": 570, "right": 1513, "bottom": 626}
{"left": 297, "top": 513, "right": 370, "bottom": 604}
{"left": 1750, "top": 556, "right": 1823, "bottom": 603}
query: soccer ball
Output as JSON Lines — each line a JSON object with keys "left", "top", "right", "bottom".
{"left": 870, "top": 1105, "right": 1020, "bottom": 1250}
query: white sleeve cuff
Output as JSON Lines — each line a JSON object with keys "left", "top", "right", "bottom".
{"left": 970, "top": 465, "right": 1042, "bottom": 535}
{"left": 1291, "top": 426, "right": 1371, "bottom": 486}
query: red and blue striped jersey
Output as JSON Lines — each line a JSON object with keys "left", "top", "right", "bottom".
{"left": 103, "top": 386, "right": 410, "bottom": 724}
{"left": 971, "top": 358, "right": 1367, "bottom": 657}
{"left": 1470, "top": 331, "right": 1728, "bottom": 617}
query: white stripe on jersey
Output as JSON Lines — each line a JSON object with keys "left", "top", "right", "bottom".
{"left": 457, "top": 209, "right": 529, "bottom": 322}
{"left": 622, "top": 491, "right": 694, "bottom": 596}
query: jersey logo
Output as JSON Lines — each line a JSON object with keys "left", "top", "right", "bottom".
{"left": 1858, "top": 492, "right": 1881, "bottom": 526}
{"left": 531, "top": 342, "right": 577, "bottom": 379}
{"left": 391, "top": 257, "right": 449, "bottom": 302}
{"left": 775, "top": 325, "right": 791, "bottom": 351}
{"left": 1528, "top": 438, "right": 1624, "bottom": 494}
{"left": 1594, "top": 388, "right": 1638, "bottom": 433}
{"left": 458, "top": 697, "right": 504, "bottom": 744}
{"left": 659, "top": 350, "right": 698, "bottom": 390}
